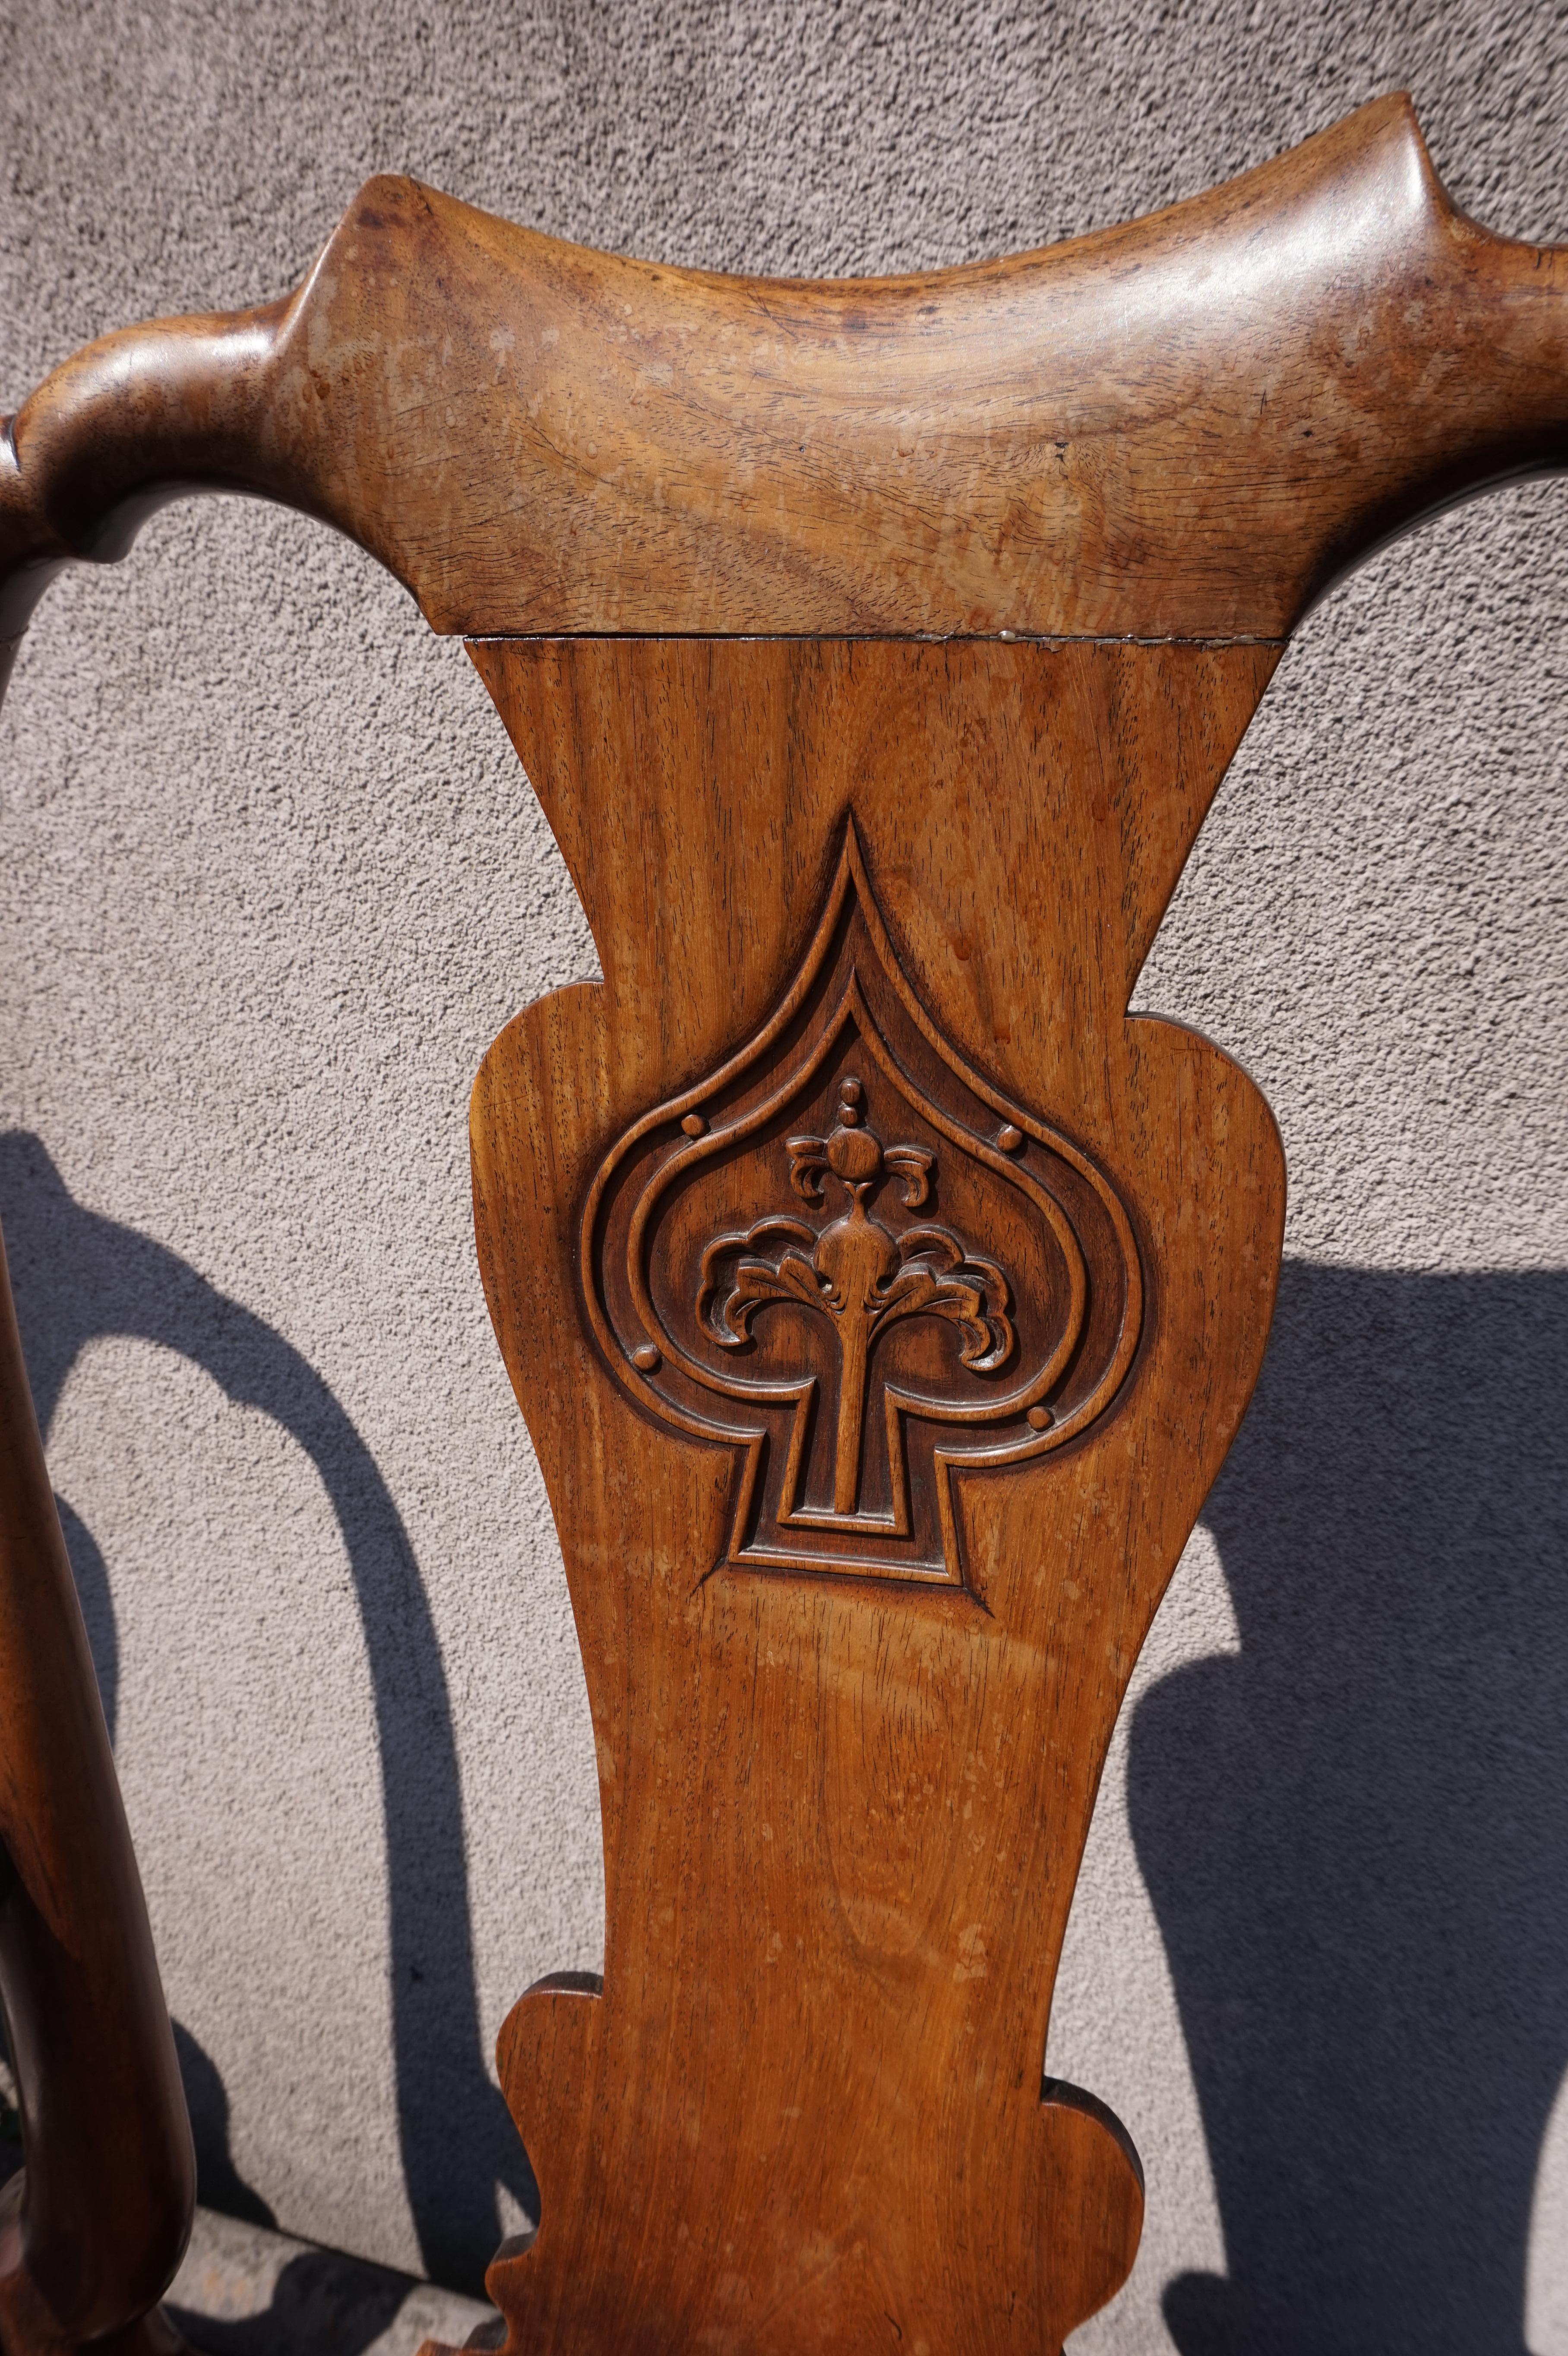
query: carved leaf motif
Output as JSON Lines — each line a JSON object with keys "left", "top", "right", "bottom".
{"left": 786, "top": 1140, "right": 831, "bottom": 1205}
{"left": 692, "top": 1080, "right": 1021, "bottom": 1524}
{"left": 700, "top": 1230, "right": 825, "bottom": 1348}
{"left": 882, "top": 1145, "right": 933, "bottom": 1208}
{"left": 584, "top": 824, "right": 1143, "bottom": 1586}
{"left": 872, "top": 1230, "right": 1014, "bottom": 1372}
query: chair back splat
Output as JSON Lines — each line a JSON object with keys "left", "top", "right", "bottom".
{"left": 0, "top": 92, "right": 1564, "bottom": 2353}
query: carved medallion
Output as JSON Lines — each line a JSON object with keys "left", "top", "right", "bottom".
{"left": 582, "top": 828, "right": 1142, "bottom": 1587}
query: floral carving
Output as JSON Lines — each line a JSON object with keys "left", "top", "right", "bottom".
{"left": 699, "top": 1078, "right": 1012, "bottom": 1518}
{"left": 584, "top": 825, "right": 1142, "bottom": 1587}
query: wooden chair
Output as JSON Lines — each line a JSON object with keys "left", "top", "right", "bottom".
{"left": 0, "top": 92, "right": 1562, "bottom": 2355}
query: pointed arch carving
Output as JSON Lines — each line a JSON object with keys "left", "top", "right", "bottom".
{"left": 582, "top": 826, "right": 1143, "bottom": 1590}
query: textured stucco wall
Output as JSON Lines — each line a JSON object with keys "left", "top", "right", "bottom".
{"left": 3, "top": 2, "right": 1568, "bottom": 2343}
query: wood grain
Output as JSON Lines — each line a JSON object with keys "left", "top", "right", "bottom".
{"left": 0, "top": 88, "right": 1557, "bottom": 2352}
{"left": 459, "top": 636, "right": 1283, "bottom": 2353}
{"left": 2, "top": 94, "right": 1566, "bottom": 648}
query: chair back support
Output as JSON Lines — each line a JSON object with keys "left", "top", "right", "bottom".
{"left": 0, "top": 92, "right": 1562, "bottom": 2353}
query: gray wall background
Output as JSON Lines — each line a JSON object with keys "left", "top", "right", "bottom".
{"left": 3, "top": 2, "right": 1568, "bottom": 2346}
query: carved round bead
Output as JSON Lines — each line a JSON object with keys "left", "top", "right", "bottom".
{"left": 681, "top": 1113, "right": 707, "bottom": 1137}
{"left": 631, "top": 1343, "right": 661, "bottom": 1372}
{"left": 1027, "top": 1404, "right": 1052, "bottom": 1431}
{"left": 998, "top": 1124, "right": 1025, "bottom": 1153}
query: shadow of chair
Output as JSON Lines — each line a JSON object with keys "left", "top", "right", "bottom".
{"left": 1134, "top": 1259, "right": 1568, "bottom": 2356}
{"left": 0, "top": 1127, "right": 534, "bottom": 2296}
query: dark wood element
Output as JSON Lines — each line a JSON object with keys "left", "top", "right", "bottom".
{"left": 2, "top": 93, "right": 1567, "bottom": 650}
{"left": 0, "top": 89, "right": 1559, "bottom": 2356}
{"left": 0, "top": 1227, "right": 195, "bottom": 2354}
{"left": 463, "top": 634, "right": 1281, "bottom": 2352}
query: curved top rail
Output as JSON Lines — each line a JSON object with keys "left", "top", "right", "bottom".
{"left": 2, "top": 92, "right": 1565, "bottom": 656}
